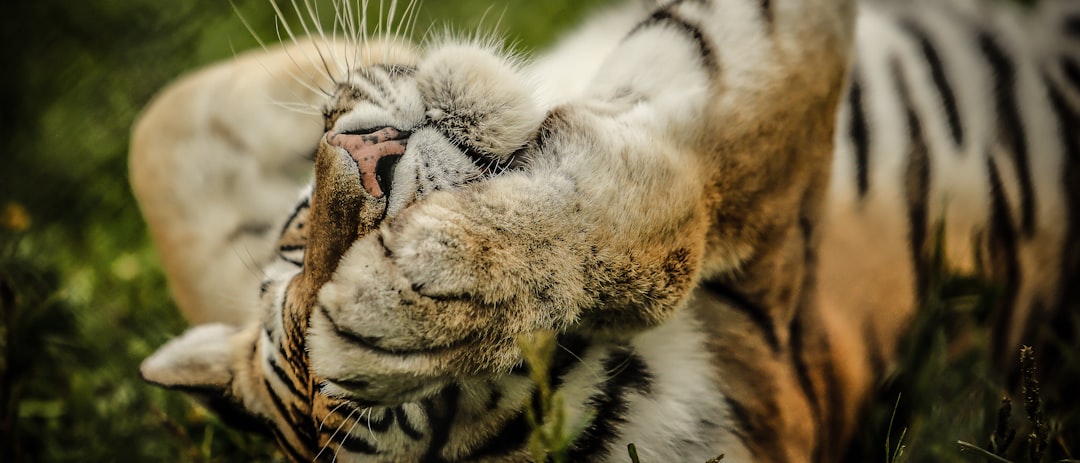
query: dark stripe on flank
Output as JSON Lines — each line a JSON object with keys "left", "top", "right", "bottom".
{"left": 979, "top": 31, "right": 1036, "bottom": 237}
{"left": 1048, "top": 77, "right": 1080, "bottom": 313}
{"left": 567, "top": 348, "right": 653, "bottom": 461}
{"left": 894, "top": 58, "right": 932, "bottom": 297}
{"left": 761, "top": 0, "right": 773, "bottom": 27}
{"left": 701, "top": 279, "right": 781, "bottom": 353}
{"left": 630, "top": 8, "right": 718, "bottom": 75}
{"left": 900, "top": 21, "right": 965, "bottom": 147}
{"left": 985, "top": 156, "right": 1022, "bottom": 363}
{"left": 847, "top": 71, "right": 871, "bottom": 198}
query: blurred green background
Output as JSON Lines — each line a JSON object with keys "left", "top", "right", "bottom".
{"left": 0, "top": 0, "right": 1074, "bottom": 462}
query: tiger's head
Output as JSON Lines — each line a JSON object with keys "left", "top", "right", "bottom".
{"left": 139, "top": 40, "right": 548, "bottom": 459}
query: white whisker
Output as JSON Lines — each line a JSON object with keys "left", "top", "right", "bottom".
{"left": 289, "top": 0, "right": 341, "bottom": 87}
{"left": 318, "top": 401, "right": 353, "bottom": 432}
{"left": 315, "top": 405, "right": 359, "bottom": 462}
{"left": 271, "top": 100, "right": 323, "bottom": 116}
{"left": 558, "top": 341, "right": 604, "bottom": 383}
{"left": 334, "top": 409, "right": 366, "bottom": 462}
{"left": 271, "top": 13, "right": 332, "bottom": 97}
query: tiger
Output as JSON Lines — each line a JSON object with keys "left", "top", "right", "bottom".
{"left": 130, "top": 0, "right": 1079, "bottom": 461}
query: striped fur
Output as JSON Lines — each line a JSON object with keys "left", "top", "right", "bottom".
{"left": 133, "top": 0, "right": 1079, "bottom": 461}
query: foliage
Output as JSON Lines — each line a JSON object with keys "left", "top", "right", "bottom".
{"left": 519, "top": 331, "right": 593, "bottom": 463}
{"left": 848, "top": 224, "right": 1080, "bottom": 463}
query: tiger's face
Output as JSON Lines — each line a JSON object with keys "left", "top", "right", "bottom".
{"left": 139, "top": 41, "right": 551, "bottom": 459}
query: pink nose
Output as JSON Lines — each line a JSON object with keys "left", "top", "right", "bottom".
{"left": 325, "top": 128, "right": 408, "bottom": 198}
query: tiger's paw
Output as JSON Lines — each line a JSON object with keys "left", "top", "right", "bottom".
{"left": 308, "top": 219, "right": 528, "bottom": 405}
{"left": 307, "top": 169, "right": 590, "bottom": 405}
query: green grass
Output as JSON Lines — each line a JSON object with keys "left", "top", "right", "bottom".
{"left": 1, "top": 1, "right": 1076, "bottom": 462}
{"left": 847, "top": 226, "right": 1080, "bottom": 462}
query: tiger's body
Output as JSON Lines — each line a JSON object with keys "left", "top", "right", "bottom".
{"left": 133, "top": 0, "right": 1079, "bottom": 461}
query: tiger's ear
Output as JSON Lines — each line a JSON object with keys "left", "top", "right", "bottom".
{"left": 142, "top": 324, "right": 272, "bottom": 436}
{"left": 140, "top": 324, "right": 243, "bottom": 391}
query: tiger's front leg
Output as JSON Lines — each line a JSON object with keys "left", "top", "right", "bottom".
{"left": 310, "top": 102, "right": 713, "bottom": 403}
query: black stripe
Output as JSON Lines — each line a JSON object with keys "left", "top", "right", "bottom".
{"left": 761, "top": 0, "right": 773, "bottom": 27}
{"left": 567, "top": 348, "right": 652, "bottom": 461}
{"left": 421, "top": 384, "right": 461, "bottom": 462}
{"left": 847, "top": 71, "right": 871, "bottom": 198}
{"left": 700, "top": 279, "right": 781, "bottom": 353}
{"left": 788, "top": 315, "right": 823, "bottom": 462}
{"left": 979, "top": 31, "right": 1036, "bottom": 237}
{"left": 267, "top": 354, "right": 308, "bottom": 400}
{"left": 549, "top": 332, "right": 592, "bottom": 388}
{"left": 394, "top": 406, "right": 425, "bottom": 440}
{"left": 630, "top": 8, "right": 718, "bottom": 75}
{"left": 901, "top": 21, "right": 965, "bottom": 147}
{"left": 1061, "top": 56, "right": 1080, "bottom": 92}
{"left": 271, "top": 424, "right": 311, "bottom": 463}
{"left": 461, "top": 410, "right": 531, "bottom": 460}
{"left": 195, "top": 392, "right": 272, "bottom": 438}
{"left": 263, "top": 378, "right": 316, "bottom": 461}
{"left": 279, "top": 289, "right": 309, "bottom": 373}
{"left": 819, "top": 329, "right": 844, "bottom": 462}
{"left": 486, "top": 386, "right": 502, "bottom": 411}
{"left": 338, "top": 431, "right": 380, "bottom": 455}
{"left": 610, "top": 348, "right": 653, "bottom": 395}
{"left": 279, "top": 244, "right": 306, "bottom": 252}
{"left": 723, "top": 397, "right": 752, "bottom": 443}
{"left": 1046, "top": 80, "right": 1080, "bottom": 354}
{"left": 894, "top": 57, "right": 932, "bottom": 297}
{"left": 263, "top": 377, "right": 316, "bottom": 448}
{"left": 264, "top": 378, "right": 303, "bottom": 425}
{"left": 985, "top": 155, "right": 1022, "bottom": 362}
{"left": 1066, "top": 15, "right": 1080, "bottom": 40}
{"left": 366, "top": 407, "right": 395, "bottom": 433}
{"left": 279, "top": 198, "right": 310, "bottom": 238}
